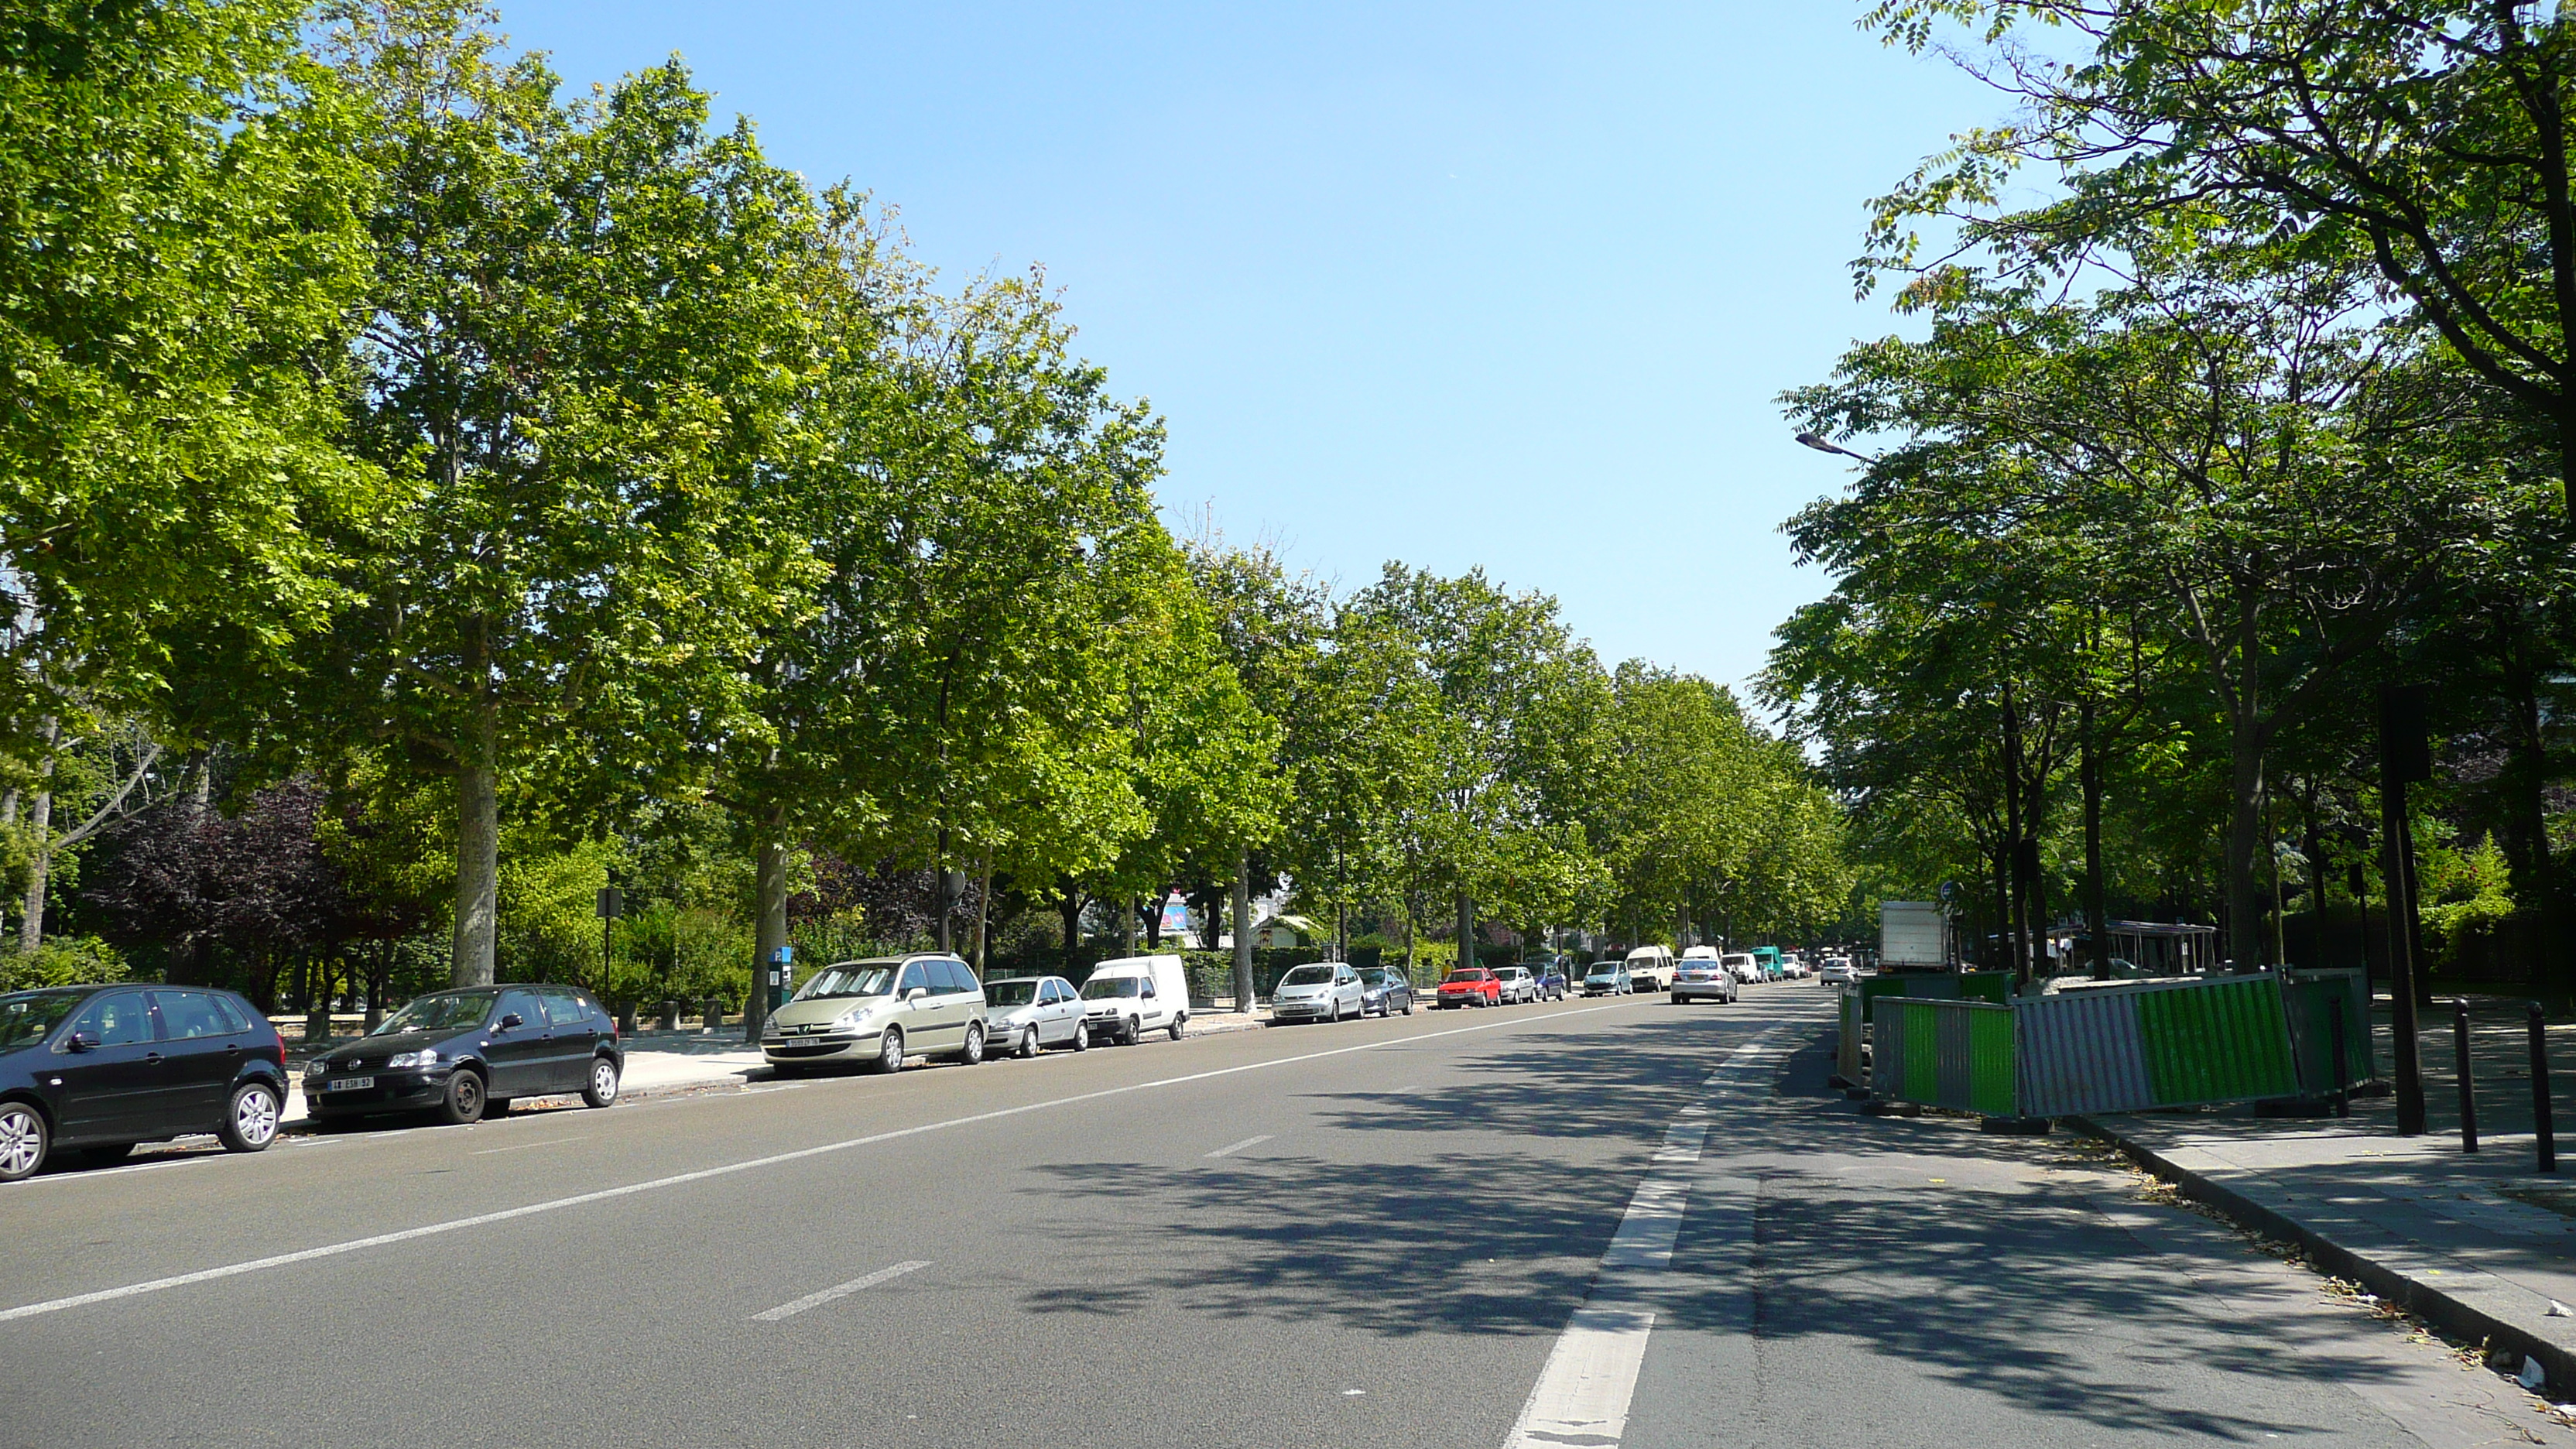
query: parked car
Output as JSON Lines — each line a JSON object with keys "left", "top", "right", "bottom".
{"left": 1436, "top": 967, "right": 1503, "bottom": 1009}
{"left": 1721, "top": 952, "right": 1762, "bottom": 985}
{"left": 1623, "top": 947, "right": 1674, "bottom": 992}
{"left": 1580, "top": 963, "right": 1632, "bottom": 997}
{"left": 1272, "top": 962, "right": 1366, "bottom": 1023}
{"left": 762, "top": 955, "right": 989, "bottom": 1074}
{"left": 1525, "top": 959, "right": 1571, "bottom": 1001}
{"left": 309, "top": 983, "right": 622, "bottom": 1124}
{"left": 980, "top": 975, "right": 1088, "bottom": 1057}
{"left": 1356, "top": 967, "right": 1414, "bottom": 1017}
{"left": 0, "top": 985, "right": 290, "bottom": 1183}
{"left": 1492, "top": 965, "right": 1540, "bottom": 1005}
{"left": 1081, "top": 954, "right": 1191, "bottom": 1043}
{"left": 1819, "top": 960, "right": 1860, "bottom": 985}
{"left": 1670, "top": 957, "right": 1739, "bottom": 1005}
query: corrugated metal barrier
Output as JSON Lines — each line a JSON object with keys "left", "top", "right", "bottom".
{"left": 1873, "top": 973, "right": 2304, "bottom": 1118}
{"left": 1840, "top": 971, "right": 2012, "bottom": 1086}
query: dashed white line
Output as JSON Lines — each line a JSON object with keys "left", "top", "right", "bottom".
{"left": 1204, "top": 1135, "right": 1273, "bottom": 1158}
{"left": 750, "top": 1261, "right": 930, "bottom": 1321}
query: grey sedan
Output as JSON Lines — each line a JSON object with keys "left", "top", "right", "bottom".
{"left": 1357, "top": 968, "right": 1414, "bottom": 1016}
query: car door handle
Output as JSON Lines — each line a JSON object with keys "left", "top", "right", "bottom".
{"left": 146, "top": 1053, "right": 163, "bottom": 1064}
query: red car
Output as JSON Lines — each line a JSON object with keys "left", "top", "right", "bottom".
{"left": 1436, "top": 968, "right": 1502, "bottom": 1009}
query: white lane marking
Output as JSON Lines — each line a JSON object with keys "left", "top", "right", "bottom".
{"left": 1204, "top": 1135, "right": 1273, "bottom": 1158}
{"left": 471, "top": 1138, "right": 585, "bottom": 1156}
{"left": 0, "top": 1001, "right": 1641, "bottom": 1323}
{"left": 750, "top": 1260, "right": 930, "bottom": 1321}
{"left": 1504, "top": 1017, "right": 1813, "bottom": 1449}
{"left": 1504, "top": 1303, "right": 1657, "bottom": 1448}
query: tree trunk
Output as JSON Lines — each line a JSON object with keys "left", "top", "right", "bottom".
{"left": 2225, "top": 712, "right": 2266, "bottom": 971}
{"left": 750, "top": 813, "right": 788, "bottom": 1042}
{"left": 2081, "top": 705, "right": 2110, "bottom": 979}
{"left": 974, "top": 851, "right": 993, "bottom": 975}
{"left": 1232, "top": 851, "right": 1255, "bottom": 1012}
{"left": 450, "top": 748, "right": 498, "bottom": 988}
{"left": 2000, "top": 686, "right": 2026, "bottom": 981}
{"left": 1457, "top": 891, "right": 1475, "bottom": 975}
{"left": 16, "top": 784, "right": 51, "bottom": 957}
{"left": 1058, "top": 885, "right": 1084, "bottom": 974}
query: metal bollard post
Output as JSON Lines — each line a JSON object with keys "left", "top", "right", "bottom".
{"left": 2455, "top": 999, "right": 2479, "bottom": 1154}
{"left": 704, "top": 998, "right": 723, "bottom": 1033}
{"left": 2330, "top": 1009, "right": 2351, "bottom": 1119}
{"left": 2533, "top": 1002, "right": 2557, "bottom": 1175}
{"left": 661, "top": 999, "right": 680, "bottom": 1032}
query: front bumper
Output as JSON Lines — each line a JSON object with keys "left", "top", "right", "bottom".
{"left": 762, "top": 1029, "right": 882, "bottom": 1064}
{"left": 1271, "top": 999, "right": 1334, "bottom": 1019}
{"left": 305, "top": 1068, "right": 446, "bottom": 1113}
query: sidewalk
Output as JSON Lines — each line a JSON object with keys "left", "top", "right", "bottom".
{"left": 281, "top": 1008, "right": 1273, "bottom": 1126}
{"left": 2080, "top": 996, "right": 2576, "bottom": 1399}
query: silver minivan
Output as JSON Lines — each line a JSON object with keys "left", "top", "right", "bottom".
{"left": 762, "top": 954, "right": 991, "bottom": 1074}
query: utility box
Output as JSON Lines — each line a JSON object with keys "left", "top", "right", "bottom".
{"left": 1879, "top": 901, "right": 1950, "bottom": 971}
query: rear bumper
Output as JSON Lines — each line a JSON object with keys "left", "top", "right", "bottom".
{"left": 1670, "top": 983, "right": 1732, "bottom": 1002}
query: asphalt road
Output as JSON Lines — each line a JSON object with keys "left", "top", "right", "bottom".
{"left": 0, "top": 985, "right": 2558, "bottom": 1448}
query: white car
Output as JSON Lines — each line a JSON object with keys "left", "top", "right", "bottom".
{"left": 1819, "top": 960, "right": 1859, "bottom": 985}
{"left": 1721, "top": 952, "right": 1762, "bottom": 985}
{"left": 1670, "top": 958, "right": 1738, "bottom": 1005}
{"left": 1269, "top": 962, "right": 1365, "bottom": 1024}
{"left": 1493, "top": 965, "right": 1540, "bottom": 1004}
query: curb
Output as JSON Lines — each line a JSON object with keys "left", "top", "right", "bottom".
{"left": 2071, "top": 1115, "right": 2576, "bottom": 1398}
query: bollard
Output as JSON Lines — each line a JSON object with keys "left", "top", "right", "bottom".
{"left": 2330, "top": 1009, "right": 2351, "bottom": 1119}
{"left": 2455, "top": 999, "right": 2479, "bottom": 1154}
{"left": 618, "top": 1002, "right": 639, "bottom": 1036}
{"left": 703, "top": 998, "right": 724, "bottom": 1033}
{"left": 2533, "top": 1002, "right": 2557, "bottom": 1175}
{"left": 662, "top": 998, "right": 680, "bottom": 1032}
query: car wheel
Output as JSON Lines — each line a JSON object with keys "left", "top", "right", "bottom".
{"left": 874, "top": 1028, "right": 906, "bottom": 1074}
{"left": 961, "top": 1023, "right": 986, "bottom": 1066}
{"left": 1402, "top": 997, "right": 1413, "bottom": 1015}
{"left": 434, "top": 1070, "right": 485, "bottom": 1125}
{"left": 1019, "top": 1024, "right": 1043, "bottom": 1059}
{"left": 0, "top": 1102, "right": 48, "bottom": 1182}
{"left": 1169, "top": 1015, "right": 1186, "bottom": 1042}
{"left": 1071, "top": 1022, "right": 1091, "bottom": 1052}
{"left": 583, "top": 1056, "right": 621, "bottom": 1108}
{"left": 219, "top": 1081, "right": 282, "bottom": 1153}
{"left": 1121, "top": 1016, "right": 1140, "bottom": 1046}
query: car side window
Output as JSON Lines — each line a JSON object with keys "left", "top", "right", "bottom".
{"left": 151, "top": 990, "right": 235, "bottom": 1040}
{"left": 207, "top": 994, "right": 253, "bottom": 1034}
{"left": 70, "top": 991, "right": 156, "bottom": 1047}
{"left": 495, "top": 989, "right": 544, "bottom": 1029}
{"left": 896, "top": 962, "right": 930, "bottom": 997}
{"left": 539, "top": 989, "right": 591, "bottom": 1031}
{"left": 1039, "top": 981, "right": 1062, "bottom": 1004}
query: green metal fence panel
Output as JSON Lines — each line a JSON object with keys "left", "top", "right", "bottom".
{"left": 1871, "top": 998, "right": 2016, "bottom": 1115}
{"left": 1855, "top": 971, "right": 2014, "bottom": 1022}
{"left": 1904, "top": 1002, "right": 1939, "bottom": 1104}
{"left": 2281, "top": 969, "right": 2374, "bottom": 1091}
{"left": 2132, "top": 975, "right": 2296, "bottom": 1106}
{"left": 1837, "top": 989, "right": 1865, "bottom": 1084}
{"left": 1968, "top": 1005, "right": 2017, "bottom": 1116}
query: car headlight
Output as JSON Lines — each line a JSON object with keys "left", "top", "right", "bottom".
{"left": 303, "top": 1059, "right": 327, "bottom": 1077}
{"left": 387, "top": 1049, "right": 440, "bottom": 1069}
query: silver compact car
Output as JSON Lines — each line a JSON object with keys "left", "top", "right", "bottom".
{"left": 981, "top": 975, "right": 1088, "bottom": 1057}
{"left": 1270, "top": 963, "right": 1365, "bottom": 1024}
{"left": 763, "top": 955, "right": 991, "bottom": 1074}
{"left": 1670, "top": 959, "right": 1738, "bottom": 1005}
{"left": 1493, "top": 965, "right": 1540, "bottom": 1004}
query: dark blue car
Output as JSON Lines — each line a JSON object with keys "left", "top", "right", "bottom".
{"left": 0, "top": 984, "right": 290, "bottom": 1182}
{"left": 1525, "top": 959, "right": 1570, "bottom": 1001}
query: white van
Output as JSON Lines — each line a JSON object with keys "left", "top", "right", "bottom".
{"left": 1078, "top": 954, "right": 1191, "bottom": 1045}
{"left": 1623, "top": 945, "right": 1675, "bottom": 992}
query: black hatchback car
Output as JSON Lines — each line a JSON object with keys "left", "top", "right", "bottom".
{"left": 0, "top": 984, "right": 291, "bottom": 1183}
{"left": 305, "top": 984, "right": 622, "bottom": 1126}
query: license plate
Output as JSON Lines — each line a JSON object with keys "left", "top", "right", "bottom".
{"left": 324, "top": 1076, "right": 375, "bottom": 1091}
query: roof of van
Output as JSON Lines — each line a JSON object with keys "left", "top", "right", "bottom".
{"left": 1089, "top": 954, "right": 1183, "bottom": 971}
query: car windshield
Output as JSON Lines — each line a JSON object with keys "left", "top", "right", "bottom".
{"left": 983, "top": 980, "right": 1039, "bottom": 1007}
{"left": 1081, "top": 977, "right": 1142, "bottom": 999}
{"left": 793, "top": 964, "right": 897, "bottom": 1002}
{"left": 1280, "top": 965, "right": 1337, "bottom": 987}
{"left": 0, "top": 990, "right": 86, "bottom": 1051}
{"left": 1355, "top": 969, "right": 1395, "bottom": 986}
{"left": 1445, "top": 970, "right": 1491, "bottom": 982}
{"left": 370, "top": 992, "right": 495, "bottom": 1036}
{"left": 1587, "top": 966, "right": 1619, "bottom": 976}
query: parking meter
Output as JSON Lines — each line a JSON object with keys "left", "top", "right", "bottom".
{"left": 764, "top": 946, "right": 794, "bottom": 1024}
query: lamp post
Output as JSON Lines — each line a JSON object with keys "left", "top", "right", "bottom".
{"left": 1796, "top": 431, "right": 1881, "bottom": 464}
{"left": 593, "top": 885, "right": 622, "bottom": 998}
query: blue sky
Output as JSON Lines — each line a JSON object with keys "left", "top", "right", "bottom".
{"left": 493, "top": 1, "right": 1995, "bottom": 700}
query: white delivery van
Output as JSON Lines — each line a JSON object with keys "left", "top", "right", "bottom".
{"left": 1078, "top": 954, "right": 1191, "bottom": 1044}
{"left": 1623, "top": 945, "right": 1675, "bottom": 992}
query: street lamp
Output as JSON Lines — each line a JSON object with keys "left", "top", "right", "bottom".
{"left": 1795, "top": 431, "right": 1880, "bottom": 464}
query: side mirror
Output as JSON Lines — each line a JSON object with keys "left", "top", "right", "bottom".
{"left": 65, "top": 1031, "right": 100, "bottom": 1053}
{"left": 906, "top": 987, "right": 929, "bottom": 1002}
{"left": 498, "top": 1012, "right": 524, "bottom": 1031}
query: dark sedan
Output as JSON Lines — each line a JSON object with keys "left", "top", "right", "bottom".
{"left": 305, "top": 985, "right": 622, "bottom": 1126}
{"left": 1356, "top": 967, "right": 1414, "bottom": 1017}
{"left": 1525, "top": 960, "right": 1571, "bottom": 1001}
{"left": 0, "top": 984, "right": 290, "bottom": 1183}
